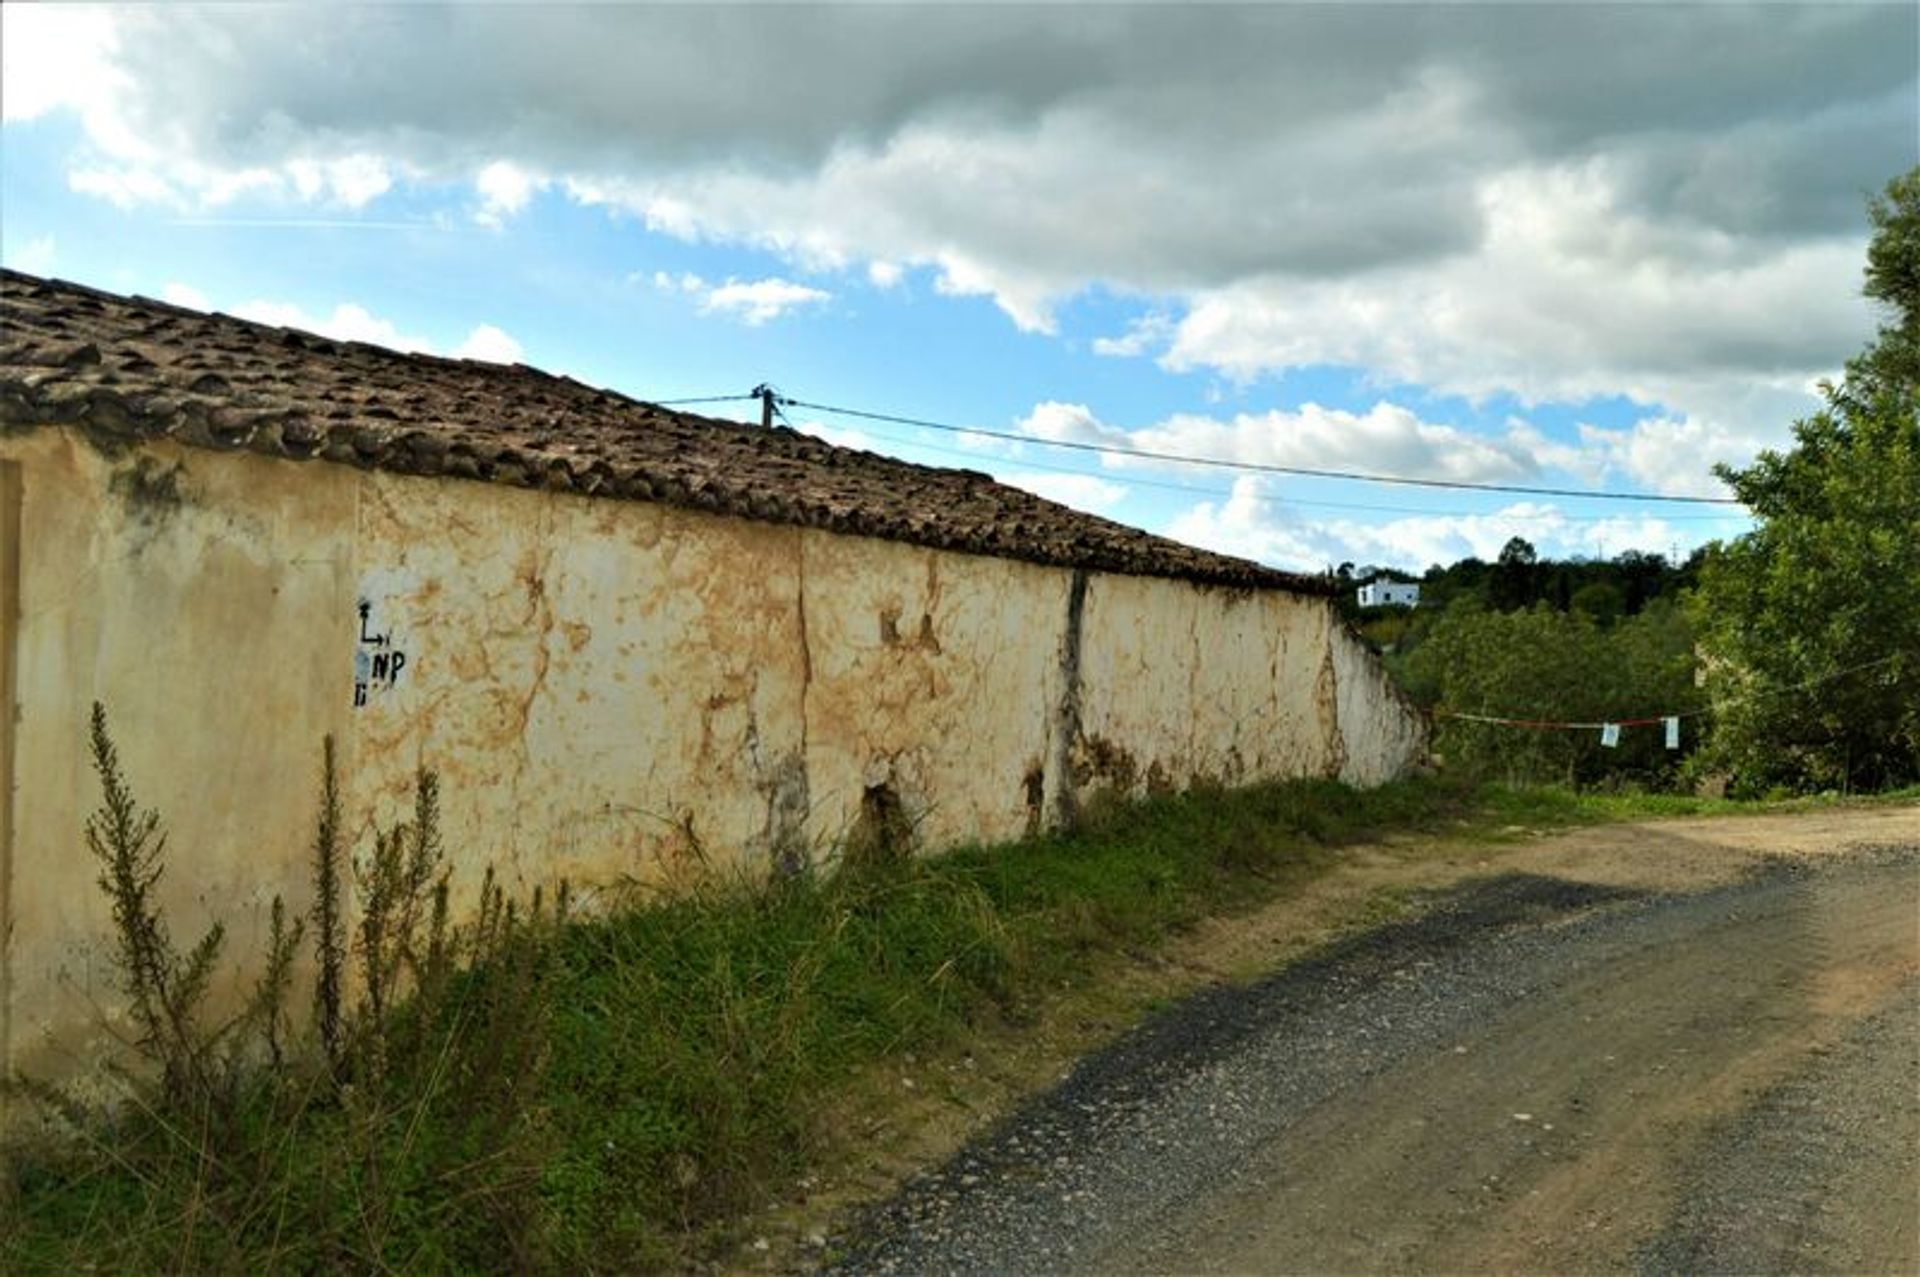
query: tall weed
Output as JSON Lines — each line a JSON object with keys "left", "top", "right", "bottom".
{"left": 3, "top": 707, "right": 566, "bottom": 1272}
{"left": 10, "top": 716, "right": 1661, "bottom": 1272}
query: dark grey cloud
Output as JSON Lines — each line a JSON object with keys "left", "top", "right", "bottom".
{"left": 101, "top": 4, "right": 1913, "bottom": 238}
{"left": 13, "top": 2, "right": 1915, "bottom": 428}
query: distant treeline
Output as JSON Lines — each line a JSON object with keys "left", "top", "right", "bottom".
{"left": 1334, "top": 543, "right": 1703, "bottom": 789}
{"left": 1362, "top": 164, "right": 1918, "bottom": 797}
{"left": 1337, "top": 538, "right": 1702, "bottom": 629}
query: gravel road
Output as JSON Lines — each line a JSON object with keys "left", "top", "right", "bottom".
{"left": 828, "top": 844, "right": 1920, "bottom": 1274}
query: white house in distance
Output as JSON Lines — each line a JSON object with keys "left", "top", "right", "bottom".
{"left": 1357, "top": 579, "right": 1421, "bottom": 608}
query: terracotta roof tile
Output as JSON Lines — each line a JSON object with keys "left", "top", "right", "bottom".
{"left": 0, "top": 269, "right": 1331, "bottom": 594}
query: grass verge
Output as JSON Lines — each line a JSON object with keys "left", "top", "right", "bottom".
{"left": 3, "top": 772, "right": 1873, "bottom": 1271}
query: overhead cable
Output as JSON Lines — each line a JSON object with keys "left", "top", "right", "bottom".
{"left": 649, "top": 393, "right": 762, "bottom": 406}
{"left": 847, "top": 418, "right": 1739, "bottom": 525}
{"left": 778, "top": 395, "right": 1745, "bottom": 506}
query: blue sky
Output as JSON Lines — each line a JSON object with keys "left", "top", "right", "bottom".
{"left": 5, "top": 4, "right": 1913, "bottom": 573}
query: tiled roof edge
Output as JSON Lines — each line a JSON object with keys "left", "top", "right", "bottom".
{"left": 0, "top": 269, "right": 1336, "bottom": 597}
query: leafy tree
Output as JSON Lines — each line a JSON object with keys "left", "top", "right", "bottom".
{"left": 1613, "top": 549, "right": 1681, "bottom": 613}
{"left": 1569, "top": 581, "right": 1624, "bottom": 626}
{"left": 1692, "top": 168, "right": 1920, "bottom": 793}
{"left": 1848, "top": 168, "right": 1920, "bottom": 401}
{"left": 1489, "top": 536, "right": 1539, "bottom": 611}
{"left": 1405, "top": 599, "right": 1696, "bottom": 787}
{"left": 1693, "top": 394, "right": 1918, "bottom": 790}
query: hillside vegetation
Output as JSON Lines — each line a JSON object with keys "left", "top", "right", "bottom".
{"left": 1350, "top": 169, "right": 1918, "bottom": 797}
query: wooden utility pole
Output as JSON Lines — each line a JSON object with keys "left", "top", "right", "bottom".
{"left": 753, "top": 384, "right": 775, "bottom": 429}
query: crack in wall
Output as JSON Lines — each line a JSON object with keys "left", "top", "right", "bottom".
{"left": 1317, "top": 603, "right": 1349, "bottom": 779}
{"left": 776, "top": 528, "right": 814, "bottom": 874}
{"left": 494, "top": 497, "right": 558, "bottom": 868}
{"left": 1048, "top": 568, "right": 1090, "bottom": 829}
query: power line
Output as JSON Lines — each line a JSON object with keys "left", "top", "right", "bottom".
{"left": 649, "top": 393, "right": 761, "bottom": 406}
{"left": 650, "top": 385, "right": 1747, "bottom": 509}
{"left": 650, "top": 387, "right": 1713, "bottom": 523}
{"left": 779, "top": 394, "right": 1745, "bottom": 507}
{"left": 839, "top": 416, "right": 1741, "bottom": 525}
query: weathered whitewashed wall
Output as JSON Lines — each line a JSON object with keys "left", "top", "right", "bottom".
{"left": 1074, "top": 573, "right": 1342, "bottom": 802}
{"left": 346, "top": 468, "right": 812, "bottom": 900}
{"left": 796, "top": 530, "right": 1071, "bottom": 854}
{"left": 0, "top": 429, "right": 1425, "bottom": 1085}
{"left": 2, "top": 431, "right": 358, "bottom": 1089}
{"left": 1330, "top": 620, "right": 1430, "bottom": 787}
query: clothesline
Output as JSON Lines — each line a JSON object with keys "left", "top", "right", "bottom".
{"left": 1436, "top": 711, "right": 1670, "bottom": 732}
{"left": 1430, "top": 650, "right": 1906, "bottom": 747}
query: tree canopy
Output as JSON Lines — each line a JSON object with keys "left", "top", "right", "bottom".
{"left": 1406, "top": 598, "right": 1696, "bottom": 787}
{"left": 1691, "top": 167, "right": 1920, "bottom": 793}
{"left": 1849, "top": 168, "right": 1920, "bottom": 401}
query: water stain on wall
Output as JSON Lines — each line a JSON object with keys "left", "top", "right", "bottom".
{"left": 0, "top": 433, "right": 1426, "bottom": 1085}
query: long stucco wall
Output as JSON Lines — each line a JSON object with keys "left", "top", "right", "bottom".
{"left": 1330, "top": 619, "right": 1431, "bottom": 787}
{"left": 0, "top": 430, "right": 1425, "bottom": 1083}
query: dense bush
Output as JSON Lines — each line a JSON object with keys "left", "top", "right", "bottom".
{"left": 1690, "top": 169, "right": 1920, "bottom": 795}
{"left": 1403, "top": 598, "right": 1697, "bottom": 788}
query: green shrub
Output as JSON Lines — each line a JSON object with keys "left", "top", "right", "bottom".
{"left": 7, "top": 711, "right": 1652, "bottom": 1271}
{"left": 3, "top": 708, "right": 565, "bottom": 1272}
{"left": 1405, "top": 598, "right": 1697, "bottom": 788}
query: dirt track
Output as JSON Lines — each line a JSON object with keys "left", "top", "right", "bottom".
{"left": 829, "top": 806, "right": 1920, "bottom": 1274}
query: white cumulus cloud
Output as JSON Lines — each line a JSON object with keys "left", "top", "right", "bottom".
{"left": 699, "top": 277, "right": 830, "bottom": 326}
{"left": 160, "top": 281, "right": 211, "bottom": 310}
{"left": 999, "top": 472, "right": 1129, "bottom": 516}
{"left": 2, "top": 5, "right": 122, "bottom": 126}
{"left": 452, "top": 323, "right": 525, "bottom": 363}
{"left": 1017, "top": 399, "right": 1538, "bottom": 487}
{"left": 474, "top": 159, "right": 542, "bottom": 226}
{"left": 1164, "top": 476, "right": 1719, "bottom": 574}
{"left": 1159, "top": 162, "right": 1869, "bottom": 431}
{"left": 155, "top": 285, "right": 526, "bottom": 362}
{"left": 230, "top": 299, "right": 435, "bottom": 351}
{"left": 1092, "top": 312, "right": 1174, "bottom": 359}
{"left": 648, "top": 270, "right": 707, "bottom": 294}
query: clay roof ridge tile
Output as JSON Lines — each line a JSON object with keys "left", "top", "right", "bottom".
{"left": 0, "top": 269, "right": 1331, "bottom": 595}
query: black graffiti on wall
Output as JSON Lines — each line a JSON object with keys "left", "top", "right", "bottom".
{"left": 353, "top": 599, "right": 409, "bottom": 708}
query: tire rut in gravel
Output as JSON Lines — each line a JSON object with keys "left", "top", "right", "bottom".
{"left": 825, "top": 872, "right": 1650, "bottom": 1274}
{"left": 1637, "top": 979, "right": 1920, "bottom": 1274}
{"left": 824, "top": 848, "right": 1919, "bottom": 1276}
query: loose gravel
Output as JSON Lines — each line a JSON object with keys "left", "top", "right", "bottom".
{"left": 825, "top": 847, "right": 1920, "bottom": 1275}
{"left": 1638, "top": 978, "right": 1920, "bottom": 1273}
